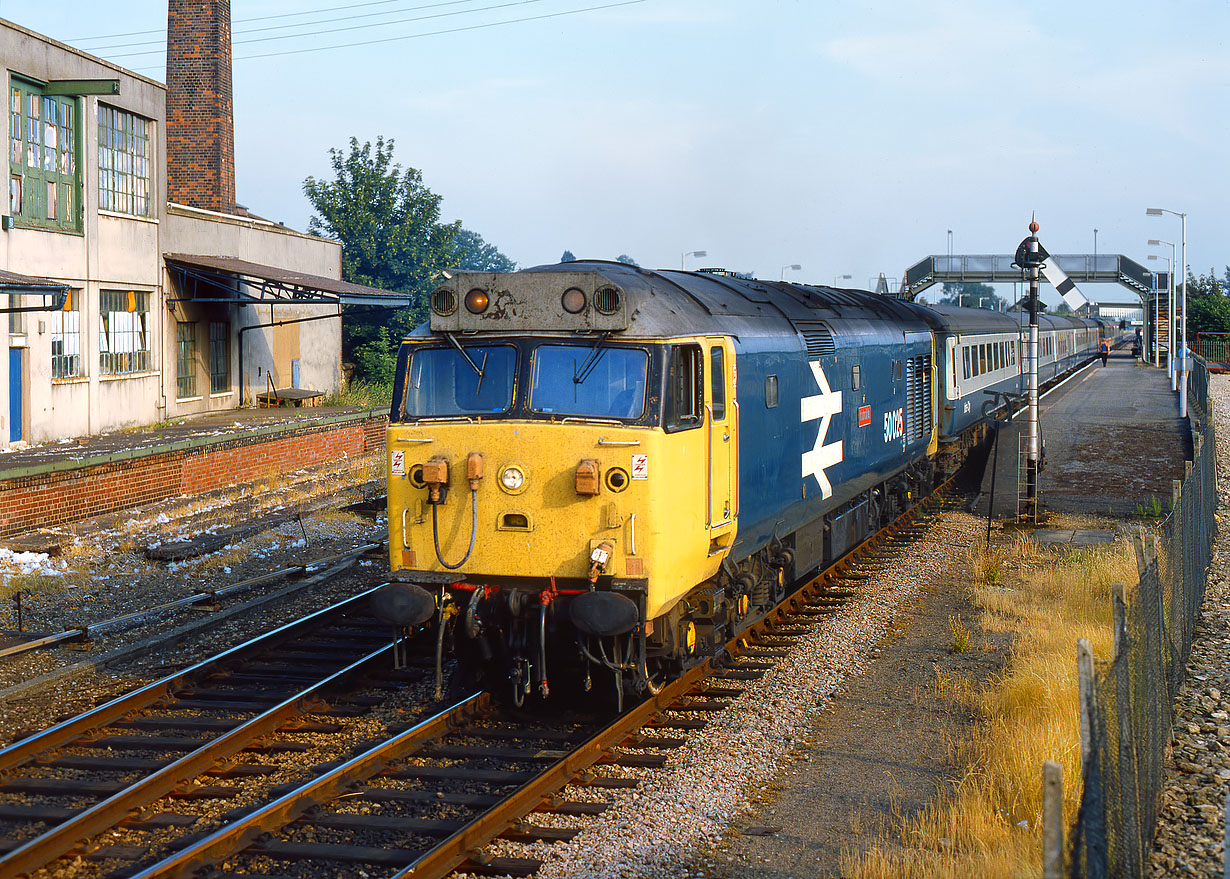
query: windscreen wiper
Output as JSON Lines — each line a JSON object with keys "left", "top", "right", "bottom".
{"left": 573, "top": 332, "right": 613, "bottom": 385}
{"left": 445, "top": 332, "right": 484, "bottom": 379}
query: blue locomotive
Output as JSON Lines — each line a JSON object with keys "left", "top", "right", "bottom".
{"left": 378, "top": 261, "right": 1102, "bottom": 704}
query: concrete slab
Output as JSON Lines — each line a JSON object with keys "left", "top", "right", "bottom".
{"left": 973, "top": 353, "right": 1189, "bottom": 520}
{"left": 1071, "top": 530, "right": 1117, "bottom": 545}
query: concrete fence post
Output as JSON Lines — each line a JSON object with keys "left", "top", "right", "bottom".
{"left": 1043, "top": 760, "right": 1064, "bottom": 879}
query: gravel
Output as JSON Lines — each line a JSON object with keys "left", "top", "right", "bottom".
{"left": 1147, "top": 374, "right": 1230, "bottom": 877}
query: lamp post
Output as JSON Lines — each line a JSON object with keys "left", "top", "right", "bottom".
{"left": 946, "top": 230, "right": 953, "bottom": 271}
{"left": 780, "top": 263, "right": 802, "bottom": 281}
{"left": 833, "top": 273, "right": 852, "bottom": 287}
{"left": 1148, "top": 238, "right": 1177, "bottom": 386}
{"left": 681, "top": 250, "right": 706, "bottom": 270}
{"left": 1093, "top": 228, "right": 1098, "bottom": 272}
{"left": 1146, "top": 208, "right": 1186, "bottom": 417}
{"left": 1147, "top": 253, "right": 1171, "bottom": 370}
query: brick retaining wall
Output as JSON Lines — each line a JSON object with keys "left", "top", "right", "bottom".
{"left": 0, "top": 414, "right": 388, "bottom": 537}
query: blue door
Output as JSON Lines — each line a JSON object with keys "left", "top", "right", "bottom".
{"left": 9, "top": 348, "right": 22, "bottom": 442}
{"left": 291, "top": 358, "right": 301, "bottom": 389}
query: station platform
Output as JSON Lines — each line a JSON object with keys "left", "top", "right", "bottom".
{"left": 971, "top": 351, "right": 1191, "bottom": 520}
{"left": 0, "top": 406, "right": 388, "bottom": 539}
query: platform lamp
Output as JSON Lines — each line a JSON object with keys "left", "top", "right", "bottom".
{"left": 1148, "top": 238, "right": 1178, "bottom": 387}
{"left": 833, "top": 273, "right": 852, "bottom": 287}
{"left": 780, "top": 264, "right": 802, "bottom": 281}
{"left": 1147, "top": 254, "right": 1170, "bottom": 370}
{"left": 681, "top": 250, "right": 706, "bottom": 270}
{"left": 1146, "top": 206, "right": 1186, "bottom": 418}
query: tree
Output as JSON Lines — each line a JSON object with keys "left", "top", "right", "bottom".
{"left": 302, "top": 136, "right": 460, "bottom": 375}
{"left": 450, "top": 227, "right": 516, "bottom": 273}
{"left": 560, "top": 250, "right": 577, "bottom": 263}
{"left": 1183, "top": 268, "right": 1230, "bottom": 339}
{"left": 939, "top": 281, "right": 1005, "bottom": 310}
{"left": 616, "top": 254, "right": 639, "bottom": 266}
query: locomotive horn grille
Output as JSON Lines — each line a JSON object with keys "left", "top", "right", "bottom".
{"left": 594, "top": 286, "right": 622, "bottom": 315}
{"left": 431, "top": 288, "right": 458, "bottom": 316}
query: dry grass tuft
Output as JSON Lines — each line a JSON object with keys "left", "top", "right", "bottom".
{"left": 842, "top": 529, "right": 1135, "bottom": 878}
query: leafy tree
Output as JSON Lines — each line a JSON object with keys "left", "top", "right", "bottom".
{"left": 616, "top": 254, "right": 639, "bottom": 266}
{"left": 1050, "top": 301, "right": 1073, "bottom": 316}
{"left": 939, "top": 281, "right": 1005, "bottom": 310}
{"left": 302, "top": 136, "right": 460, "bottom": 371}
{"left": 560, "top": 250, "right": 577, "bottom": 263}
{"left": 450, "top": 227, "right": 516, "bottom": 273}
{"left": 1183, "top": 268, "right": 1230, "bottom": 340}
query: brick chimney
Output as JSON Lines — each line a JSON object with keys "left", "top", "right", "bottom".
{"left": 166, "top": 0, "right": 238, "bottom": 215}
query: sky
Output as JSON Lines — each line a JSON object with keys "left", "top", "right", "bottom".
{"left": 3, "top": 0, "right": 1227, "bottom": 306}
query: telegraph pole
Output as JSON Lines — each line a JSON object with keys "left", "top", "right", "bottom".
{"left": 1013, "top": 218, "right": 1044, "bottom": 522}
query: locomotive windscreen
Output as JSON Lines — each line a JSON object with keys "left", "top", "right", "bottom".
{"left": 400, "top": 344, "right": 516, "bottom": 417}
{"left": 530, "top": 344, "right": 647, "bottom": 419}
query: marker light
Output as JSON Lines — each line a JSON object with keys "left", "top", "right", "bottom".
{"left": 561, "top": 287, "right": 586, "bottom": 314}
{"left": 464, "top": 289, "right": 490, "bottom": 314}
{"left": 500, "top": 466, "right": 525, "bottom": 491}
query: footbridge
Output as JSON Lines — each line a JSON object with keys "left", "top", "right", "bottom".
{"left": 899, "top": 254, "right": 1166, "bottom": 301}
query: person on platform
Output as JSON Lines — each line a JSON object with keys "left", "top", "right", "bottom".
{"left": 1099, "top": 338, "right": 1110, "bottom": 367}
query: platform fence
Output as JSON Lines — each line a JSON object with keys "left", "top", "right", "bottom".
{"left": 1057, "top": 356, "right": 1216, "bottom": 878}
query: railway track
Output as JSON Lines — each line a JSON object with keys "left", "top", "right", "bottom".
{"left": 0, "top": 490, "right": 953, "bottom": 879}
{"left": 0, "top": 587, "right": 432, "bottom": 878}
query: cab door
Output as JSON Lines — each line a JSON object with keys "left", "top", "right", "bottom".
{"left": 706, "top": 338, "right": 736, "bottom": 551}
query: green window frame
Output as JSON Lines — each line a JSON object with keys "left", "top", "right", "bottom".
{"left": 9, "top": 78, "right": 79, "bottom": 232}
{"left": 176, "top": 321, "right": 197, "bottom": 397}
{"left": 51, "top": 289, "right": 82, "bottom": 379}
{"left": 209, "top": 321, "right": 229, "bottom": 394}
{"left": 98, "top": 104, "right": 150, "bottom": 216}
{"left": 100, "top": 290, "right": 151, "bottom": 375}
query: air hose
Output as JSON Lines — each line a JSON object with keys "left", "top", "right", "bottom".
{"left": 433, "top": 488, "right": 477, "bottom": 570}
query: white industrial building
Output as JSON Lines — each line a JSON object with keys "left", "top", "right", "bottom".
{"left": 0, "top": 6, "right": 399, "bottom": 447}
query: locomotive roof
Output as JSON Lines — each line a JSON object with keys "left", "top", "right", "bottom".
{"left": 428, "top": 260, "right": 935, "bottom": 339}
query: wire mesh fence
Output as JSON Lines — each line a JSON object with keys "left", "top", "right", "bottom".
{"left": 1062, "top": 356, "right": 1217, "bottom": 878}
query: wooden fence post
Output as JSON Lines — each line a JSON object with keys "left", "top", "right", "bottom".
{"left": 1043, "top": 760, "right": 1064, "bottom": 879}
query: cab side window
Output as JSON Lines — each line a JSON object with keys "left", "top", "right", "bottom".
{"left": 709, "top": 346, "right": 726, "bottom": 421}
{"left": 665, "top": 344, "right": 704, "bottom": 431}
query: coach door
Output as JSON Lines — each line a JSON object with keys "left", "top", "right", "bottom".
{"left": 706, "top": 338, "right": 736, "bottom": 552}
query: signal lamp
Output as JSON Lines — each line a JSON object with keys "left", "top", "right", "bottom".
{"left": 464, "top": 289, "right": 490, "bottom": 314}
{"left": 561, "top": 287, "right": 586, "bottom": 314}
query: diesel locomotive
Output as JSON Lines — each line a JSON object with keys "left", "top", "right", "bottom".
{"left": 374, "top": 261, "right": 1106, "bottom": 705}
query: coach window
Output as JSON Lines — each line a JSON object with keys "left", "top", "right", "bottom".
{"left": 709, "top": 347, "right": 726, "bottom": 421}
{"left": 962, "top": 347, "right": 971, "bottom": 380}
{"left": 664, "top": 344, "right": 704, "bottom": 431}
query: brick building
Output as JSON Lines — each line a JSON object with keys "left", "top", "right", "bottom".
{"left": 0, "top": 3, "right": 402, "bottom": 448}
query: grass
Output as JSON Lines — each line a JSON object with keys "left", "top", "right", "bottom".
{"left": 1134, "top": 495, "right": 1167, "bottom": 518}
{"left": 947, "top": 615, "right": 972, "bottom": 654}
{"left": 841, "top": 523, "right": 1136, "bottom": 878}
{"left": 321, "top": 379, "right": 393, "bottom": 409}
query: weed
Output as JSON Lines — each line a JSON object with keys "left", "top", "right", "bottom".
{"left": 948, "top": 615, "right": 972, "bottom": 654}
{"left": 1134, "top": 495, "right": 1167, "bottom": 518}
{"left": 322, "top": 380, "right": 393, "bottom": 409}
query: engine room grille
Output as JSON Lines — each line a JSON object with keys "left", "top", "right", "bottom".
{"left": 904, "top": 354, "right": 930, "bottom": 445}
{"left": 796, "top": 321, "right": 836, "bottom": 357}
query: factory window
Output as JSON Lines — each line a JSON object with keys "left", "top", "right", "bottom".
{"left": 176, "top": 321, "right": 197, "bottom": 397}
{"left": 100, "top": 290, "right": 151, "bottom": 375}
{"left": 709, "top": 347, "right": 726, "bottom": 420}
{"left": 8, "top": 79, "right": 79, "bottom": 232}
{"left": 665, "top": 344, "right": 703, "bottom": 430}
{"left": 51, "top": 289, "right": 81, "bottom": 379}
{"left": 98, "top": 105, "right": 151, "bottom": 216}
{"left": 209, "top": 321, "right": 229, "bottom": 393}
{"left": 764, "top": 375, "right": 779, "bottom": 409}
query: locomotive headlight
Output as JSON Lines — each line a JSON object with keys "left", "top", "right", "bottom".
{"left": 464, "top": 289, "right": 490, "bottom": 314}
{"left": 499, "top": 465, "right": 526, "bottom": 493}
{"left": 561, "top": 287, "right": 587, "bottom": 314}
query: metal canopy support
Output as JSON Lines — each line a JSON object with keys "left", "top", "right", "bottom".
{"left": 165, "top": 261, "right": 408, "bottom": 307}
{"left": 0, "top": 284, "right": 69, "bottom": 314}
